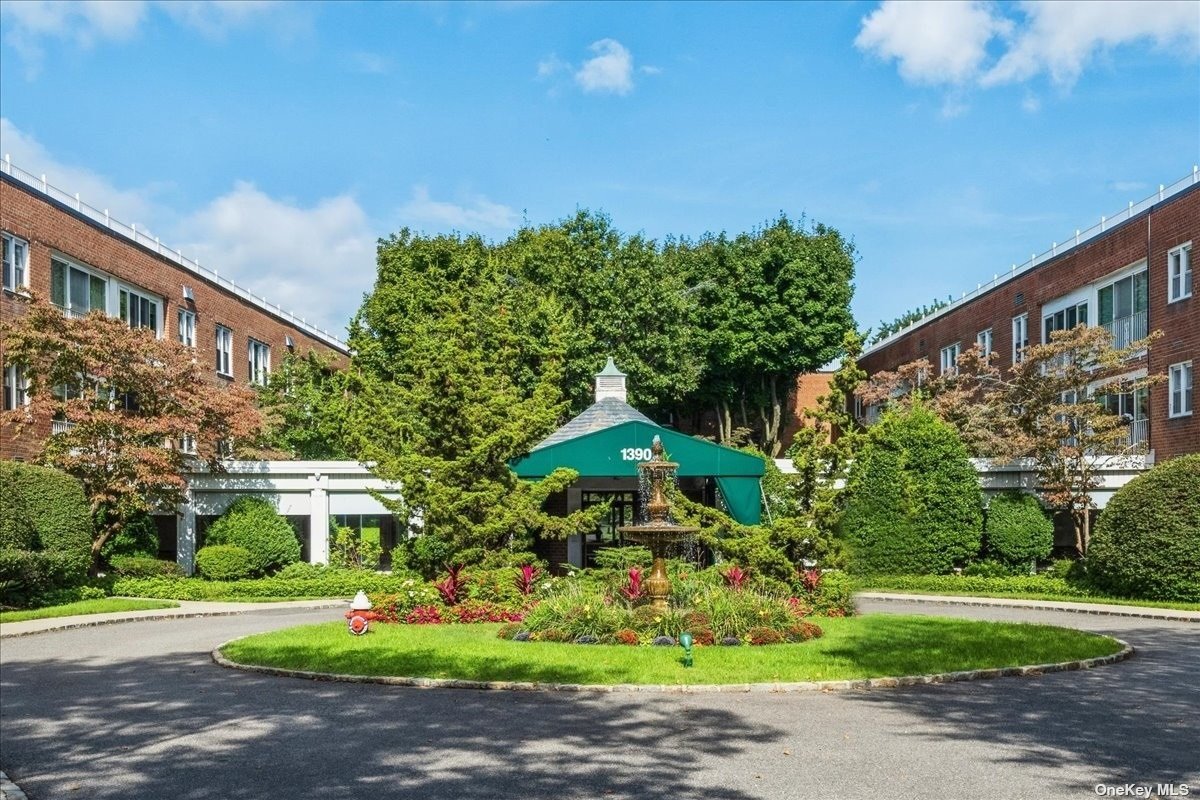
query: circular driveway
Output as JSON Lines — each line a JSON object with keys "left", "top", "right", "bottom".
{"left": 1, "top": 600, "right": 1196, "bottom": 800}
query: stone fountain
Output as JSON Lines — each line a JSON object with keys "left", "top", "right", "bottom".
{"left": 618, "top": 435, "right": 699, "bottom": 612}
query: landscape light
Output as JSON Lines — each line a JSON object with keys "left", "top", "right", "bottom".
{"left": 679, "top": 631, "right": 694, "bottom": 668}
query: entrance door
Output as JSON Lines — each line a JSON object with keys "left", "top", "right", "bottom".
{"left": 581, "top": 491, "right": 637, "bottom": 567}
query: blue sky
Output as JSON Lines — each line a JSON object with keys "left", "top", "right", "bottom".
{"left": 1, "top": 0, "right": 1197, "bottom": 340}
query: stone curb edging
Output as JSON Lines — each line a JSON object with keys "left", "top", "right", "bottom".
{"left": 1, "top": 769, "right": 29, "bottom": 800}
{"left": 0, "top": 602, "right": 346, "bottom": 639}
{"left": 855, "top": 592, "right": 1200, "bottom": 623}
{"left": 210, "top": 635, "right": 1135, "bottom": 694}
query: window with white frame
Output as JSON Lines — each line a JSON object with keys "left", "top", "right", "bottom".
{"left": 1169, "top": 361, "right": 1193, "bottom": 417}
{"left": 248, "top": 338, "right": 270, "bottom": 386}
{"left": 215, "top": 325, "right": 233, "bottom": 377}
{"left": 2, "top": 232, "right": 29, "bottom": 292}
{"left": 1012, "top": 314, "right": 1029, "bottom": 363}
{"left": 1097, "top": 269, "right": 1148, "bottom": 349}
{"left": 1042, "top": 300, "right": 1088, "bottom": 343}
{"left": 118, "top": 286, "right": 161, "bottom": 335}
{"left": 1169, "top": 242, "right": 1192, "bottom": 302}
{"left": 976, "top": 328, "right": 993, "bottom": 356}
{"left": 940, "top": 343, "right": 960, "bottom": 376}
{"left": 3, "top": 364, "right": 28, "bottom": 410}
{"left": 177, "top": 309, "right": 196, "bottom": 347}
{"left": 50, "top": 257, "right": 107, "bottom": 318}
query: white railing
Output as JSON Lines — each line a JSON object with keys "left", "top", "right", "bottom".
{"left": 1103, "top": 310, "right": 1149, "bottom": 350}
{"left": 1, "top": 155, "right": 349, "bottom": 353}
{"left": 1125, "top": 418, "right": 1149, "bottom": 450}
{"left": 865, "top": 166, "right": 1200, "bottom": 356}
{"left": 51, "top": 419, "right": 76, "bottom": 435}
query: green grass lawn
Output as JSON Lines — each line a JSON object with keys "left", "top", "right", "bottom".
{"left": 0, "top": 598, "right": 179, "bottom": 624}
{"left": 220, "top": 614, "right": 1123, "bottom": 685}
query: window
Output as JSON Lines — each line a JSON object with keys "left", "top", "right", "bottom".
{"left": 3, "top": 364, "right": 28, "bottom": 410}
{"left": 1042, "top": 301, "right": 1089, "bottom": 343}
{"left": 1169, "top": 242, "right": 1192, "bottom": 303}
{"left": 1012, "top": 314, "right": 1029, "bottom": 363}
{"left": 248, "top": 339, "right": 270, "bottom": 386}
{"left": 1098, "top": 270, "right": 1148, "bottom": 349}
{"left": 2, "top": 232, "right": 29, "bottom": 292}
{"left": 177, "top": 309, "right": 196, "bottom": 347}
{"left": 1169, "top": 361, "right": 1193, "bottom": 417}
{"left": 119, "top": 286, "right": 161, "bottom": 335}
{"left": 976, "top": 328, "right": 993, "bottom": 356}
{"left": 51, "top": 257, "right": 107, "bottom": 318}
{"left": 940, "top": 343, "right": 960, "bottom": 376}
{"left": 215, "top": 325, "right": 233, "bottom": 377}
{"left": 580, "top": 491, "right": 636, "bottom": 567}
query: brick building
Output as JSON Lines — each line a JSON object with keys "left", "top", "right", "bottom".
{"left": 858, "top": 170, "right": 1197, "bottom": 461}
{"left": 1, "top": 159, "right": 350, "bottom": 462}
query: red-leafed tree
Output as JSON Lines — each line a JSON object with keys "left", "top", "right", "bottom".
{"left": 1, "top": 297, "right": 265, "bottom": 572}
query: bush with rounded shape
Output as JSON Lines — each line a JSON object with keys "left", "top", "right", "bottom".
{"left": 1087, "top": 454, "right": 1200, "bottom": 602}
{"left": 0, "top": 462, "right": 93, "bottom": 603}
{"left": 196, "top": 545, "right": 255, "bottom": 581}
{"left": 985, "top": 491, "right": 1053, "bottom": 568}
{"left": 109, "top": 556, "right": 184, "bottom": 578}
{"left": 839, "top": 404, "right": 983, "bottom": 574}
{"left": 203, "top": 497, "right": 301, "bottom": 575}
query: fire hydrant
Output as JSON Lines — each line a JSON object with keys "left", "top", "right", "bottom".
{"left": 346, "top": 590, "right": 373, "bottom": 635}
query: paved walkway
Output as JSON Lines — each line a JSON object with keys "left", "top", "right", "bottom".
{"left": 1, "top": 598, "right": 1196, "bottom": 799}
{"left": 0, "top": 598, "right": 346, "bottom": 638}
{"left": 857, "top": 591, "right": 1200, "bottom": 622}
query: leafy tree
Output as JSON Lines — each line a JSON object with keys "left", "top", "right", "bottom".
{"left": 839, "top": 402, "right": 983, "bottom": 574}
{"left": 256, "top": 351, "right": 350, "bottom": 459}
{"left": 347, "top": 231, "right": 603, "bottom": 570}
{"left": 1, "top": 297, "right": 264, "bottom": 573}
{"left": 870, "top": 296, "right": 951, "bottom": 345}
{"left": 669, "top": 216, "right": 856, "bottom": 455}
{"left": 984, "top": 491, "right": 1053, "bottom": 570}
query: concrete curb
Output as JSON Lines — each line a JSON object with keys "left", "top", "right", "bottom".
{"left": 0, "top": 601, "right": 346, "bottom": 639}
{"left": 210, "top": 634, "right": 1134, "bottom": 694}
{"left": 855, "top": 592, "right": 1200, "bottom": 623}
{"left": 0, "top": 770, "right": 29, "bottom": 800}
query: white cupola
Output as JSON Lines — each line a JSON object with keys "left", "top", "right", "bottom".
{"left": 595, "top": 356, "right": 627, "bottom": 403}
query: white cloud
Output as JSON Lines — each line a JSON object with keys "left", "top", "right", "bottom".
{"left": 397, "top": 186, "right": 519, "bottom": 234}
{"left": 982, "top": 0, "right": 1200, "bottom": 86}
{"left": 0, "top": 0, "right": 147, "bottom": 76}
{"left": 157, "top": 0, "right": 288, "bottom": 39}
{"left": 177, "top": 183, "right": 375, "bottom": 337}
{"left": 348, "top": 51, "right": 392, "bottom": 75}
{"left": 0, "top": 118, "right": 162, "bottom": 225}
{"left": 855, "top": 1, "right": 1009, "bottom": 85}
{"left": 1021, "top": 93, "right": 1041, "bottom": 113}
{"left": 536, "top": 54, "right": 568, "bottom": 78}
{"left": 575, "top": 38, "right": 636, "bottom": 95}
{"left": 857, "top": 0, "right": 1200, "bottom": 95}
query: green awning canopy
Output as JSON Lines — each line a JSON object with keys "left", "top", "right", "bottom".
{"left": 510, "top": 420, "right": 765, "bottom": 525}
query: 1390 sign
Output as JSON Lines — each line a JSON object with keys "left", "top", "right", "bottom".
{"left": 620, "top": 447, "right": 654, "bottom": 461}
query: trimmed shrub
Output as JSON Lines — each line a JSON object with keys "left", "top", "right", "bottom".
{"left": 112, "top": 569, "right": 426, "bottom": 601}
{"left": 1087, "top": 454, "right": 1200, "bottom": 602}
{"left": 203, "top": 497, "right": 301, "bottom": 576}
{"left": 109, "top": 556, "right": 184, "bottom": 578}
{"left": 811, "top": 570, "right": 855, "bottom": 616}
{"left": 0, "top": 462, "right": 93, "bottom": 605}
{"left": 839, "top": 404, "right": 983, "bottom": 574}
{"left": 100, "top": 510, "right": 160, "bottom": 560}
{"left": 985, "top": 492, "right": 1053, "bottom": 569}
{"left": 196, "top": 545, "right": 255, "bottom": 581}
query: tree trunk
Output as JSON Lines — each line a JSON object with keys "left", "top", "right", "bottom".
{"left": 89, "top": 523, "right": 118, "bottom": 577}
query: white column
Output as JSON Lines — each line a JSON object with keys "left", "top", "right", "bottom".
{"left": 309, "top": 471, "right": 330, "bottom": 564}
{"left": 176, "top": 491, "right": 197, "bottom": 575}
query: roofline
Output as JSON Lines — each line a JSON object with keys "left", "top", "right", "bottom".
{"left": 862, "top": 168, "right": 1200, "bottom": 358}
{"left": 0, "top": 159, "right": 350, "bottom": 354}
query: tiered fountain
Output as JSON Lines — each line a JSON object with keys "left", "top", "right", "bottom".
{"left": 618, "top": 435, "right": 699, "bottom": 612}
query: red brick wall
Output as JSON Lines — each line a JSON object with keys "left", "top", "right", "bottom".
{"left": 858, "top": 185, "right": 1199, "bottom": 460}
{"left": 1, "top": 176, "right": 349, "bottom": 461}
{"left": 778, "top": 372, "right": 834, "bottom": 452}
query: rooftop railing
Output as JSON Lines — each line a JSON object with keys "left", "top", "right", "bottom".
{"left": 865, "top": 166, "right": 1200, "bottom": 357}
{"left": 1, "top": 155, "right": 349, "bottom": 353}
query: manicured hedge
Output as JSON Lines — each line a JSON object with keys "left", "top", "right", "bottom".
{"left": 1088, "top": 454, "right": 1200, "bottom": 602}
{"left": 203, "top": 497, "right": 301, "bottom": 576}
{"left": 196, "top": 545, "right": 255, "bottom": 581}
{"left": 840, "top": 404, "right": 983, "bottom": 574}
{"left": 113, "top": 569, "right": 425, "bottom": 601}
{"left": 985, "top": 491, "right": 1054, "bottom": 568}
{"left": 858, "top": 573, "right": 1092, "bottom": 597}
{"left": 109, "top": 555, "right": 184, "bottom": 578}
{"left": 0, "top": 462, "right": 93, "bottom": 605}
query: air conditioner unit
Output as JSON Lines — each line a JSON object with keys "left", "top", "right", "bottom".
{"left": 182, "top": 286, "right": 194, "bottom": 301}
{"left": 285, "top": 335, "right": 295, "bottom": 349}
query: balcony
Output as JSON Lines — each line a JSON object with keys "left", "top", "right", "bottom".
{"left": 1123, "top": 418, "right": 1149, "bottom": 452}
{"left": 51, "top": 419, "right": 77, "bottom": 435}
{"left": 1103, "top": 310, "right": 1148, "bottom": 350}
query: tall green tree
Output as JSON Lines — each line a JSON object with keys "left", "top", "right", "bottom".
{"left": 669, "top": 216, "right": 856, "bottom": 455}
{"left": 256, "top": 351, "right": 350, "bottom": 459}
